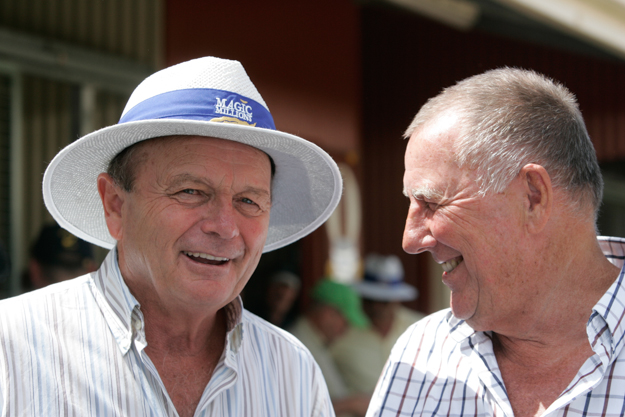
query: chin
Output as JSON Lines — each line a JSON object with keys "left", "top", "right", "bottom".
{"left": 450, "top": 301, "right": 477, "bottom": 323}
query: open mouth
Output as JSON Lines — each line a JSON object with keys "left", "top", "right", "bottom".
{"left": 441, "top": 256, "right": 463, "bottom": 273}
{"left": 183, "top": 251, "right": 230, "bottom": 266}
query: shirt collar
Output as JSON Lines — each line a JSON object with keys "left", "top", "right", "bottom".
{"left": 588, "top": 236, "right": 625, "bottom": 360}
{"left": 90, "top": 247, "right": 246, "bottom": 355}
{"left": 448, "top": 236, "right": 625, "bottom": 344}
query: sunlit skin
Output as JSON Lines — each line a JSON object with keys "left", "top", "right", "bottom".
{"left": 98, "top": 135, "right": 272, "bottom": 325}
{"left": 402, "top": 113, "right": 540, "bottom": 332}
{"left": 401, "top": 112, "right": 602, "bottom": 335}
{"left": 401, "top": 112, "right": 621, "bottom": 417}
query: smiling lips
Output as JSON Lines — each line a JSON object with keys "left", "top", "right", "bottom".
{"left": 441, "top": 256, "right": 463, "bottom": 273}
{"left": 183, "top": 251, "right": 230, "bottom": 265}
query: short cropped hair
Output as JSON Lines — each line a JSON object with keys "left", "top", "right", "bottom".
{"left": 106, "top": 140, "right": 147, "bottom": 192}
{"left": 404, "top": 68, "right": 603, "bottom": 218}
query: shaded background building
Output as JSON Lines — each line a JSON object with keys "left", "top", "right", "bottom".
{"left": 1, "top": 0, "right": 624, "bottom": 314}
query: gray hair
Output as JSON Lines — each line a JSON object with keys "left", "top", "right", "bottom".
{"left": 404, "top": 67, "right": 603, "bottom": 218}
{"left": 106, "top": 140, "right": 149, "bottom": 192}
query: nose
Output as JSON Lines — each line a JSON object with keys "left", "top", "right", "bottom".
{"left": 402, "top": 205, "right": 436, "bottom": 254}
{"left": 201, "top": 195, "right": 240, "bottom": 240}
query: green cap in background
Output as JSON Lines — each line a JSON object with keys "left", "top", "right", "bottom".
{"left": 311, "top": 278, "right": 369, "bottom": 328}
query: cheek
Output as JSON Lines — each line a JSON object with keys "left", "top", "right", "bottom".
{"left": 428, "top": 213, "right": 459, "bottom": 243}
{"left": 237, "top": 218, "right": 270, "bottom": 277}
{"left": 127, "top": 196, "right": 187, "bottom": 231}
{"left": 242, "top": 217, "right": 270, "bottom": 248}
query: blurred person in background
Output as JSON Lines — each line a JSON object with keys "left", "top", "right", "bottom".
{"left": 259, "top": 270, "right": 301, "bottom": 328}
{"left": 24, "top": 223, "right": 96, "bottom": 290}
{"left": 289, "top": 278, "right": 371, "bottom": 417}
{"left": 331, "top": 254, "right": 424, "bottom": 395}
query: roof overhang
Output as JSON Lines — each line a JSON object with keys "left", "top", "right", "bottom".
{"left": 379, "top": 0, "right": 625, "bottom": 61}
{"left": 493, "top": 0, "right": 625, "bottom": 60}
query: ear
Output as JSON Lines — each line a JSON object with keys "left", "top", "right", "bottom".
{"left": 97, "top": 173, "right": 125, "bottom": 241}
{"left": 519, "top": 164, "right": 552, "bottom": 234}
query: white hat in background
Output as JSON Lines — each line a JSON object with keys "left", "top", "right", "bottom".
{"left": 354, "top": 254, "right": 418, "bottom": 302}
{"left": 42, "top": 57, "right": 342, "bottom": 253}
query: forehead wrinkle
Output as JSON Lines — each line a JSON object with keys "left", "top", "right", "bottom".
{"left": 164, "top": 172, "right": 213, "bottom": 189}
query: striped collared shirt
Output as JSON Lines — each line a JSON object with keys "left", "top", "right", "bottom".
{"left": 366, "top": 236, "right": 625, "bottom": 417}
{"left": 0, "top": 249, "right": 334, "bottom": 417}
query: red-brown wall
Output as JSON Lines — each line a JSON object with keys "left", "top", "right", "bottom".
{"left": 165, "top": 0, "right": 362, "bottom": 155}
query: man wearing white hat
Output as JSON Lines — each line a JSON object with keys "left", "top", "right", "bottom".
{"left": 0, "top": 57, "right": 342, "bottom": 417}
{"left": 330, "top": 254, "right": 424, "bottom": 396}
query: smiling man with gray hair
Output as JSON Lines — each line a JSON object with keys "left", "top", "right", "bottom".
{"left": 367, "top": 68, "right": 625, "bottom": 417}
{"left": 0, "top": 57, "right": 342, "bottom": 417}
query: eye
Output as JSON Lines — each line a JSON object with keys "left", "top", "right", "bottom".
{"left": 241, "top": 197, "right": 256, "bottom": 205}
{"left": 411, "top": 197, "right": 439, "bottom": 213}
{"left": 235, "top": 195, "right": 270, "bottom": 217}
{"left": 424, "top": 201, "right": 439, "bottom": 211}
{"left": 409, "top": 191, "right": 441, "bottom": 213}
{"left": 236, "top": 198, "right": 261, "bottom": 216}
{"left": 171, "top": 188, "right": 207, "bottom": 204}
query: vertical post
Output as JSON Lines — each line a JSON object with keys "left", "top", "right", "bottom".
{"left": 9, "top": 69, "right": 23, "bottom": 296}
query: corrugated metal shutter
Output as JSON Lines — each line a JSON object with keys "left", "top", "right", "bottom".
{"left": 0, "top": 0, "right": 161, "bottom": 67}
{"left": 0, "top": 0, "right": 161, "bottom": 294}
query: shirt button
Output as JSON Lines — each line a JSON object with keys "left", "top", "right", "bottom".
{"left": 133, "top": 320, "right": 142, "bottom": 331}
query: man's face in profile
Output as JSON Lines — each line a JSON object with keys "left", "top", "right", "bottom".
{"left": 402, "top": 114, "right": 533, "bottom": 332}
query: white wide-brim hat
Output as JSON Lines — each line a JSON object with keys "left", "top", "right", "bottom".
{"left": 354, "top": 254, "right": 418, "bottom": 302}
{"left": 355, "top": 281, "right": 418, "bottom": 302}
{"left": 42, "top": 57, "right": 342, "bottom": 253}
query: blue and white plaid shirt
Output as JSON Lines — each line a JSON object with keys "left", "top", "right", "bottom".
{"left": 0, "top": 249, "right": 334, "bottom": 417}
{"left": 367, "top": 236, "right": 625, "bottom": 417}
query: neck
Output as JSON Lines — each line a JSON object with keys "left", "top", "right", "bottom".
{"left": 118, "top": 257, "right": 230, "bottom": 352}
{"left": 143, "top": 306, "right": 227, "bottom": 356}
{"left": 496, "top": 227, "right": 619, "bottom": 353}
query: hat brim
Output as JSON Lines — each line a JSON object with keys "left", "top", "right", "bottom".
{"left": 354, "top": 282, "right": 418, "bottom": 302}
{"left": 43, "top": 119, "right": 342, "bottom": 253}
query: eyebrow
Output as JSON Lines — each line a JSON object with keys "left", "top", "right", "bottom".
{"left": 402, "top": 186, "right": 444, "bottom": 201}
{"left": 166, "top": 174, "right": 211, "bottom": 190}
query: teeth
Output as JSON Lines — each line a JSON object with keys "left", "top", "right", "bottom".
{"left": 441, "top": 257, "right": 462, "bottom": 273}
{"left": 184, "top": 251, "right": 229, "bottom": 262}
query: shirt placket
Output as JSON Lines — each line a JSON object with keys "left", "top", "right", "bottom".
{"left": 130, "top": 308, "right": 180, "bottom": 417}
{"left": 468, "top": 334, "right": 514, "bottom": 417}
{"left": 543, "top": 317, "right": 614, "bottom": 415}
{"left": 194, "top": 323, "right": 242, "bottom": 415}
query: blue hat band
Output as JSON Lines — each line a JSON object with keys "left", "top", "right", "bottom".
{"left": 119, "top": 88, "right": 276, "bottom": 130}
{"left": 363, "top": 272, "right": 404, "bottom": 287}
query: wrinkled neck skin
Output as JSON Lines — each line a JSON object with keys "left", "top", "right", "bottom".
{"left": 490, "top": 206, "right": 619, "bottom": 364}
